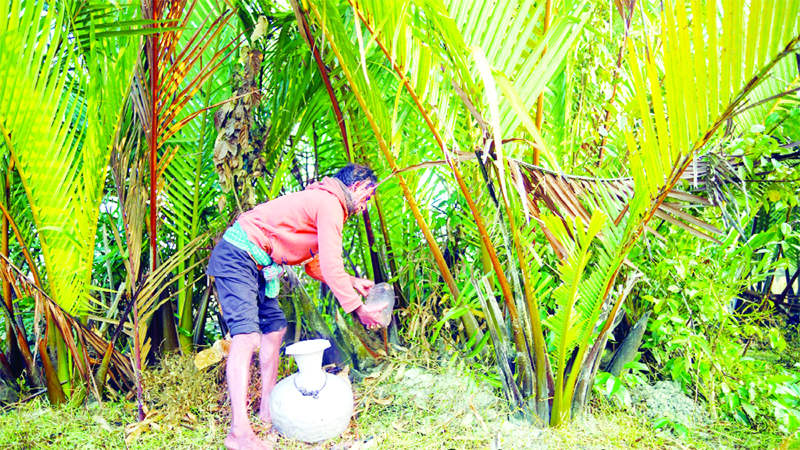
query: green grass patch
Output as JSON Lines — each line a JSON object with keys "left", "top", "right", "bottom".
{"left": 0, "top": 398, "right": 226, "bottom": 449}
{"left": 0, "top": 353, "right": 794, "bottom": 449}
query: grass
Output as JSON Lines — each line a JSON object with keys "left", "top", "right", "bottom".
{"left": 0, "top": 353, "right": 796, "bottom": 449}
{"left": 352, "top": 359, "right": 793, "bottom": 450}
{"left": 0, "top": 398, "right": 226, "bottom": 449}
{"left": 0, "top": 396, "right": 793, "bottom": 449}
{"left": 0, "top": 353, "right": 228, "bottom": 449}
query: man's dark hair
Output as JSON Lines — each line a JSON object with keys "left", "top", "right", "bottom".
{"left": 333, "top": 163, "right": 377, "bottom": 187}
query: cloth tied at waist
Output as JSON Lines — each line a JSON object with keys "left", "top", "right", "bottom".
{"left": 222, "top": 222, "right": 283, "bottom": 298}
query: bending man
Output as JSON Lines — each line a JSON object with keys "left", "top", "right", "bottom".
{"left": 207, "top": 164, "right": 386, "bottom": 450}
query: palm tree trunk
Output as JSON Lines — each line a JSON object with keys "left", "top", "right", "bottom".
{"left": 192, "top": 284, "right": 213, "bottom": 348}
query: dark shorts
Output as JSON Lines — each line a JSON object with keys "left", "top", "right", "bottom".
{"left": 206, "top": 239, "right": 287, "bottom": 336}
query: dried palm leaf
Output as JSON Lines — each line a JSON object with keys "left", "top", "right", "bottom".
{"left": 0, "top": 253, "right": 135, "bottom": 398}
{"left": 509, "top": 157, "right": 723, "bottom": 248}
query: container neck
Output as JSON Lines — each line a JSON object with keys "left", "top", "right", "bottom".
{"left": 293, "top": 350, "right": 324, "bottom": 374}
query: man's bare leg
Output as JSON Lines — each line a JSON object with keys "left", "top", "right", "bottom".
{"left": 258, "top": 327, "right": 286, "bottom": 424}
{"left": 224, "top": 332, "right": 271, "bottom": 450}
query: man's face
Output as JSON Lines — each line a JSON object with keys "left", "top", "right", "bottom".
{"left": 350, "top": 180, "right": 376, "bottom": 214}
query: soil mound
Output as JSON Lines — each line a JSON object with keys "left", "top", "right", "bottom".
{"left": 631, "top": 381, "right": 709, "bottom": 426}
{"left": 371, "top": 365, "right": 503, "bottom": 426}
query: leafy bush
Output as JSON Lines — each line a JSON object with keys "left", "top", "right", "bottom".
{"left": 636, "top": 227, "right": 800, "bottom": 435}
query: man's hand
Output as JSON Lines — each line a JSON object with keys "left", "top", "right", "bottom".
{"left": 354, "top": 302, "right": 388, "bottom": 330}
{"left": 351, "top": 277, "right": 374, "bottom": 297}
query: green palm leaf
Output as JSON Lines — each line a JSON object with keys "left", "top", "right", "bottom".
{"left": 1, "top": 0, "right": 147, "bottom": 314}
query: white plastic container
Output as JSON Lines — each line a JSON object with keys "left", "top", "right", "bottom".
{"left": 270, "top": 339, "right": 354, "bottom": 443}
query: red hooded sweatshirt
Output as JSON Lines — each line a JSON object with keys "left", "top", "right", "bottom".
{"left": 236, "top": 177, "right": 361, "bottom": 313}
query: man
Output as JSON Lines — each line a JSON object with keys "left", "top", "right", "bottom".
{"left": 207, "top": 163, "right": 387, "bottom": 450}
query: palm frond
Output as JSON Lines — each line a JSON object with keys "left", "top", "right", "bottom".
{"left": 0, "top": 0, "right": 153, "bottom": 315}
{"left": 1, "top": 1, "right": 86, "bottom": 313}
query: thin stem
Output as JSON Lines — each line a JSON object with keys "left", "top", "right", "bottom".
{"left": 362, "top": 210, "right": 384, "bottom": 283}
{"left": 2, "top": 170, "right": 9, "bottom": 311}
{"left": 595, "top": 3, "right": 635, "bottom": 166}
{"left": 293, "top": 1, "right": 350, "bottom": 158}
{"left": 149, "top": 6, "right": 159, "bottom": 275}
{"left": 0, "top": 126, "right": 42, "bottom": 287}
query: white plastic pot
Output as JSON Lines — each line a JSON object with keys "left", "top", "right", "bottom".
{"left": 270, "top": 339, "right": 354, "bottom": 443}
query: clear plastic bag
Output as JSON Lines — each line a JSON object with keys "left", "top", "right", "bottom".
{"left": 364, "top": 283, "right": 395, "bottom": 328}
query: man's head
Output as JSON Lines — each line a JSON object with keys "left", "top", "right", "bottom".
{"left": 333, "top": 163, "right": 377, "bottom": 214}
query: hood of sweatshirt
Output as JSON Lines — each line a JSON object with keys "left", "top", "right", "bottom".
{"left": 305, "top": 177, "right": 354, "bottom": 216}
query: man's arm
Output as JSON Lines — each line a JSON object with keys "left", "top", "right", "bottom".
{"left": 315, "top": 203, "right": 363, "bottom": 313}
{"left": 305, "top": 256, "right": 373, "bottom": 296}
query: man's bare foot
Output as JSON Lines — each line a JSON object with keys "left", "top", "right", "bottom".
{"left": 224, "top": 427, "right": 272, "bottom": 450}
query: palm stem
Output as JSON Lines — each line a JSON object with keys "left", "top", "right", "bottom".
{"left": 148, "top": 7, "right": 159, "bottom": 275}
{"left": 0, "top": 126, "right": 42, "bottom": 288}
{"left": 304, "top": 0, "right": 461, "bottom": 305}
{"left": 503, "top": 179, "right": 550, "bottom": 421}
{"left": 0, "top": 167, "right": 23, "bottom": 379}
